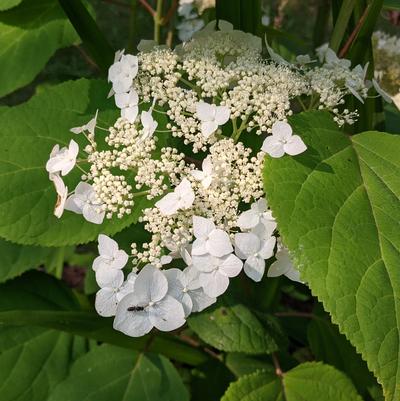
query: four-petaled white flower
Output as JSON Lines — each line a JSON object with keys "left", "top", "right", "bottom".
{"left": 70, "top": 110, "right": 98, "bottom": 135}
{"left": 261, "top": 121, "right": 307, "bottom": 158}
{"left": 65, "top": 182, "right": 105, "bottom": 224}
{"left": 50, "top": 173, "right": 68, "bottom": 219}
{"left": 164, "top": 267, "right": 216, "bottom": 316}
{"left": 113, "top": 265, "right": 186, "bottom": 337}
{"left": 190, "top": 157, "right": 213, "bottom": 189}
{"left": 95, "top": 269, "right": 125, "bottom": 317}
{"left": 196, "top": 101, "right": 230, "bottom": 138}
{"left": 140, "top": 109, "right": 158, "bottom": 141}
{"left": 155, "top": 178, "right": 195, "bottom": 216}
{"left": 108, "top": 54, "right": 139, "bottom": 94}
{"left": 115, "top": 89, "right": 139, "bottom": 123}
{"left": 191, "top": 216, "right": 233, "bottom": 257}
{"left": 267, "top": 241, "right": 302, "bottom": 283}
{"left": 234, "top": 232, "right": 276, "bottom": 282}
{"left": 46, "top": 140, "right": 79, "bottom": 176}
{"left": 192, "top": 253, "right": 243, "bottom": 297}
{"left": 93, "top": 234, "right": 129, "bottom": 277}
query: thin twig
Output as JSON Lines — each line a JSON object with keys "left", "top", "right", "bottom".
{"left": 178, "top": 334, "right": 222, "bottom": 361}
{"left": 338, "top": 5, "right": 370, "bottom": 58}
{"left": 272, "top": 353, "right": 284, "bottom": 377}
{"left": 139, "top": 0, "right": 156, "bottom": 17}
{"left": 75, "top": 45, "right": 100, "bottom": 72}
{"left": 161, "top": 0, "right": 178, "bottom": 25}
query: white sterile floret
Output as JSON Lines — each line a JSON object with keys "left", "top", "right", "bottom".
{"left": 70, "top": 110, "right": 98, "bottom": 135}
{"left": 115, "top": 89, "right": 139, "bottom": 123}
{"left": 50, "top": 173, "right": 68, "bottom": 218}
{"left": 140, "top": 109, "right": 158, "bottom": 140}
{"left": 196, "top": 101, "right": 230, "bottom": 138}
{"left": 155, "top": 178, "right": 195, "bottom": 216}
{"left": 191, "top": 216, "right": 233, "bottom": 257}
{"left": 234, "top": 232, "right": 276, "bottom": 282}
{"left": 113, "top": 265, "right": 186, "bottom": 337}
{"left": 267, "top": 241, "right": 302, "bottom": 283}
{"left": 237, "top": 198, "right": 273, "bottom": 230}
{"left": 177, "top": 19, "right": 205, "bottom": 42}
{"left": 261, "top": 121, "right": 307, "bottom": 158}
{"left": 93, "top": 234, "right": 129, "bottom": 273}
{"left": 65, "top": 182, "right": 105, "bottom": 224}
{"left": 95, "top": 269, "right": 124, "bottom": 317}
{"left": 46, "top": 140, "right": 79, "bottom": 176}
{"left": 108, "top": 54, "right": 139, "bottom": 94}
{"left": 372, "top": 79, "right": 393, "bottom": 103}
{"left": 191, "top": 253, "right": 243, "bottom": 297}
{"left": 190, "top": 156, "right": 213, "bottom": 188}
{"left": 164, "top": 267, "right": 216, "bottom": 316}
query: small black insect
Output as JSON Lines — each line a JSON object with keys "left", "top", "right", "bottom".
{"left": 127, "top": 306, "right": 145, "bottom": 312}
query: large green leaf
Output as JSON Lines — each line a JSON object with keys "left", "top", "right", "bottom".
{"left": 0, "top": 271, "right": 85, "bottom": 401}
{"left": 0, "top": 0, "right": 78, "bottom": 96}
{"left": 0, "top": 271, "right": 208, "bottom": 366}
{"left": 263, "top": 111, "right": 400, "bottom": 400}
{"left": 0, "top": 238, "right": 52, "bottom": 282}
{"left": 188, "top": 297, "right": 282, "bottom": 354}
{"left": 0, "top": 0, "right": 22, "bottom": 11}
{"left": 0, "top": 79, "right": 148, "bottom": 246}
{"left": 221, "top": 362, "right": 363, "bottom": 401}
{"left": 48, "top": 344, "right": 189, "bottom": 401}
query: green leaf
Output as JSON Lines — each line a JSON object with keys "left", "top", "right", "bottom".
{"left": 384, "top": 0, "right": 400, "bottom": 10}
{"left": 57, "top": 0, "right": 114, "bottom": 73}
{"left": 0, "top": 238, "right": 52, "bottom": 282}
{"left": 0, "top": 0, "right": 78, "bottom": 97}
{"left": 0, "top": 79, "right": 149, "bottom": 247}
{"left": 225, "top": 353, "right": 274, "bottom": 377}
{"left": 0, "top": 272, "right": 208, "bottom": 366}
{"left": 0, "top": 270, "right": 84, "bottom": 401}
{"left": 221, "top": 362, "right": 363, "bottom": 401}
{"left": 0, "top": 0, "right": 22, "bottom": 11}
{"left": 263, "top": 111, "right": 400, "bottom": 400}
{"left": 216, "top": 0, "right": 261, "bottom": 35}
{"left": 188, "top": 297, "right": 281, "bottom": 354}
{"left": 308, "top": 316, "right": 383, "bottom": 399}
{"left": 48, "top": 344, "right": 189, "bottom": 401}
{"left": 385, "top": 103, "right": 400, "bottom": 134}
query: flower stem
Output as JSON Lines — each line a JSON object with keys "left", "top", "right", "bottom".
{"left": 154, "top": 0, "right": 164, "bottom": 44}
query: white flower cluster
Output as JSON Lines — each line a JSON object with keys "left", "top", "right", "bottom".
{"left": 46, "top": 25, "right": 386, "bottom": 337}
{"left": 373, "top": 31, "right": 400, "bottom": 104}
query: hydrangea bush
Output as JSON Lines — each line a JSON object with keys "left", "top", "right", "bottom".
{"left": 0, "top": 1, "right": 400, "bottom": 401}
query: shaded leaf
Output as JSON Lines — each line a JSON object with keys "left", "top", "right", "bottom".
{"left": 188, "top": 297, "right": 281, "bottom": 354}
{"left": 48, "top": 344, "right": 189, "bottom": 401}
{"left": 0, "top": 0, "right": 78, "bottom": 96}
{"left": 0, "top": 238, "right": 52, "bottom": 282}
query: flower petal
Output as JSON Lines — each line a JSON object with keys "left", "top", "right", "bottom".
{"left": 284, "top": 135, "right": 307, "bottom": 156}
{"left": 244, "top": 256, "right": 265, "bottom": 282}
{"left": 149, "top": 295, "right": 186, "bottom": 331}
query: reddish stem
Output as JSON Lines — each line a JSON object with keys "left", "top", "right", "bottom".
{"left": 338, "top": 5, "right": 370, "bottom": 58}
